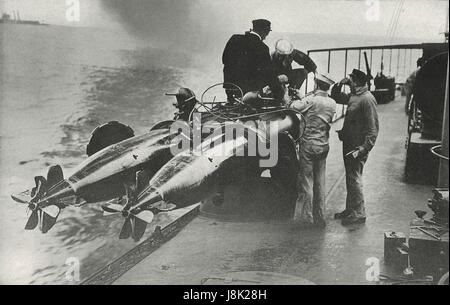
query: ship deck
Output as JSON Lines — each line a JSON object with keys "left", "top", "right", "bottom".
{"left": 86, "top": 93, "right": 436, "bottom": 285}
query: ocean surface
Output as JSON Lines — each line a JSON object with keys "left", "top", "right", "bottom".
{"left": 0, "top": 24, "right": 426, "bottom": 284}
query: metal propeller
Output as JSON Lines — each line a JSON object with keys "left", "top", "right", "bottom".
{"left": 22, "top": 166, "right": 63, "bottom": 233}
{"left": 101, "top": 171, "right": 156, "bottom": 241}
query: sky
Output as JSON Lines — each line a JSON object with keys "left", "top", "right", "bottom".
{"left": 0, "top": 0, "right": 448, "bottom": 40}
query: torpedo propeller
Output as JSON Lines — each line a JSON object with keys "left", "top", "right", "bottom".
{"left": 15, "top": 165, "right": 64, "bottom": 233}
{"left": 101, "top": 170, "right": 159, "bottom": 241}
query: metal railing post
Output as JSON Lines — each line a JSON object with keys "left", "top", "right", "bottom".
{"left": 327, "top": 50, "right": 331, "bottom": 73}
{"left": 389, "top": 49, "right": 392, "bottom": 74}
{"left": 370, "top": 49, "right": 373, "bottom": 71}
{"left": 403, "top": 48, "right": 407, "bottom": 75}
{"left": 438, "top": 59, "right": 449, "bottom": 188}
{"left": 305, "top": 51, "right": 310, "bottom": 95}
{"left": 409, "top": 49, "right": 413, "bottom": 72}
{"left": 344, "top": 50, "right": 348, "bottom": 77}
{"left": 358, "top": 50, "right": 361, "bottom": 70}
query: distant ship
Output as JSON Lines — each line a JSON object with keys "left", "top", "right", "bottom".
{"left": 0, "top": 11, "right": 48, "bottom": 26}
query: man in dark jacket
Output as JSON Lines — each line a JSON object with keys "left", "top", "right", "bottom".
{"left": 222, "top": 19, "right": 276, "bottom": 99}
{"left": 271, "top": 39, "right": 317, "bottom": 90}
{"left": 331, "top": 69, "right": 379, "bottom": 225}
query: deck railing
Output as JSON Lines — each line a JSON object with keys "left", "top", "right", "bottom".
{"left": 305, "top": 43, "right": 428, "bottom": 120}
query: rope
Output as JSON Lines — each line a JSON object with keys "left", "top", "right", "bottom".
{"left": 390, "top": 0, "right": 405, "bottom": 43}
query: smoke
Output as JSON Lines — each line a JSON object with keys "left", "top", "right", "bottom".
{"left": 100, "top": 0, "right": 221, "bottom": 50}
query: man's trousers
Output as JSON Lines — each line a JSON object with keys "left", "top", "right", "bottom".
{"left": 294, "top": 144, "right": 329, "bottom": 224}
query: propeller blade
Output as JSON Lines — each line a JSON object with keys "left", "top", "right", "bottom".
{"left": 30, "top": 187, "right": 37, "bottom": 199}
{"left": 31, "top": 176, "right": 47, "bottom": 200}
{"left": 119, "top": 218, "right": 132, "bottom": 239}
{"left": 134, "top": 210, "right": 155, "bottom": 223}
{"left": 11, "top": 193, "right": 30, "bottom": 204}
{"left": 101, "top": 203, "right": 124, "bottom": 213}
{"left": 40, "top": 209, "right": 59, "bottom": 233}
{"left": 41, "top": 205, "right": 60, "bottom": 219}
{"left": 132, "top": 218, "right": 148, "bottom": 242}
{"left": 25, "top": 209, "right": 39, "bottom": 230}
{"left": 46, "top": 165, "right": 64, "bottom": 188}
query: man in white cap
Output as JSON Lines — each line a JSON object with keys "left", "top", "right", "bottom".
{"left": 272, "top": 39, "right": 317, "bottom": 90}
{"left": 289, "top": 73, "right": 337, "bottom": 228}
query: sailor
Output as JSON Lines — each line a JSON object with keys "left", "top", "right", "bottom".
{"left": 289, "top": 73, "right": 336, "bottom": 228}
{"left": 404, "top": 57, "right": 424, "bottom": 114}
{"left": 222, "top": 19, "right": 277, "bottom": 100}
{"left": 271, "top": 39, "right": 317, "bottom": 90}
{"left": 331, "top": 69, "right": 379, "bottom": 226}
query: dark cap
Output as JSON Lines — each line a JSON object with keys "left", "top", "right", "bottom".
{"left": 252, "top": 19, "right": 271, "bottom": 32}
{"left": 349, "top": 69, "right": 368, "bottom": 83}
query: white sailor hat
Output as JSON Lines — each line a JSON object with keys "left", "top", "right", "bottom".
{"left": 315, "top": 73, "right": 335, "bottom": 86}
{"left": 275, "top": 39, "right": 293, "bottom": 55}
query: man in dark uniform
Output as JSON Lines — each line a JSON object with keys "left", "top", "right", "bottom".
{"left": 331, "top": 69, "right": 379, "bottom": 226}
{"left": 222, "top": 19, "right": 276, "bottom": 99}
{"left": 271, "top": 39, "right": 317, "bottom": 91}
{"left": 404, "top": 57, "right": 424, "bottom": 114}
